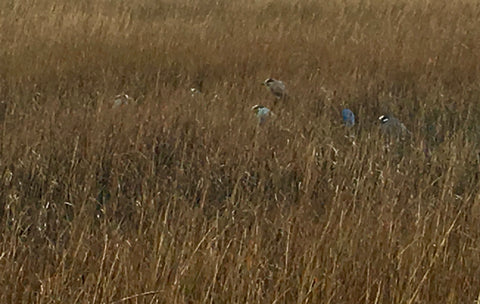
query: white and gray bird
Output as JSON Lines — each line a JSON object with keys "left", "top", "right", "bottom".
{"left": 113, "top": 94, "right": 132, "bottom": 108}
{"left": 252, "top": 105, "right": 272, "bottom": 125}
{"left": 262, "top": 78, "right": 286, "bottom": 100}
{"left": 190, "top": 88, "right": 202, "bottom": 97}
{"left": 378, "top": 114, "right": 410, "bottom": 137}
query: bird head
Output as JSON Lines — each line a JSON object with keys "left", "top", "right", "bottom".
{"left": 262, "top": 78, "right": 275, "bottom": 87}
{"left": 378, "top": 115, "right": 390, "bottom": 124}
{"left": 251, "top": 104, "right": 264, "bottom": 112}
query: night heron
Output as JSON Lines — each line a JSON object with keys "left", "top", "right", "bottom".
{"left": 251, "top": 105, "right": 272, "bottom": 125}
{"left": 262, "top": 78, "right": 286, "bottom": 100}
{"left": 378, "top": 114, "right": 410, "bottom": 137}
{"left": 190, "top": 88, "right": 202, "bottom": 97}
{"left": 342, "top": 109, "right": 355, "bottom": 127}
{"left": 113, "top": 94, "right": 132, "bottom": 108}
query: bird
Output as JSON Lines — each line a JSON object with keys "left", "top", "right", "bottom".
{"left": 378, "top": 114, "right": 410, "bottom": 137}
{"left": 190, "top": 88, "right": 202, "bottom": 97}
{"left": 113, "top": 94, "right": 132, "bottom": 108}
{"left": 262, "top": 78, "right": 286, "bottom": 100}
{"left": 251, "top": 105, "right": 272, "bottom": 125}
{"left": 341, "top": 109, "right": 355, "bottom": 127}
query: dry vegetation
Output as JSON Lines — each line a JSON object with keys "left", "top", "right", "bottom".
{"left": 1, "top": 0, "right": 480, "bottom": 303}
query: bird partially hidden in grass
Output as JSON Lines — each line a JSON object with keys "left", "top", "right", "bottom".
{"left": 342, "top": 109, "right": 355, "bottom": 127}
{"left": 378, "top": 114, "right": 410, "bottom": 138}
{"left": 190, "top": 88, "right": 202, "bottom": 97}
{"left": 262, "top": 78, "right": 286, "bottom": 100}
{"left": 113, "top": 94, "right": 132, "bottom": 108}
{"left": 251, "top": 105, "right": 272, "bottom": 125}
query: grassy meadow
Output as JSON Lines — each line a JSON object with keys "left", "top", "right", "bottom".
{"left": 1, "top": 0, "right": 480, "bottom": 302}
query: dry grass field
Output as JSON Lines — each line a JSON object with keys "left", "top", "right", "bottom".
{"left": 1, "top": 0, "right": 480, "bottom": 303}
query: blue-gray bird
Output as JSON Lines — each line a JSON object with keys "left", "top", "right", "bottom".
{"left": 262, "top": 78, "right": 286, "bottom": 100}
{"left": 378, "top": 114, "right": 410, "bottom": 137}
{"left": 252, "top": 105, "right": 272, "bottom": 125}
{"left": 342, "top": 109, "right": 355, "bottom": 127}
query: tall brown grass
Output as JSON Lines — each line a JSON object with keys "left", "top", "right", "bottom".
{"left": 1, "top": 0, "right": 480, "bottom": 303}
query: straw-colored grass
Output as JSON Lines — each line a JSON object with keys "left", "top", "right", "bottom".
{"left": 1, "top": 0, "right": 480, "bottom": 303}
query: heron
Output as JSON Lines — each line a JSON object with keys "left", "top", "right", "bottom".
{"left": 251, "top": 105, "right": 272, "bottom": 125}
{"left": 113, "top": 94, "right": 132, "bottom": 108}
{"left": 378, "top": 114, "right": 410, "bottom": 137}
{"left": 262, "top": 78, "right": 286, "bottom": 100}
{"left": 342, "top": 109, "right": 355, "bottom": 127}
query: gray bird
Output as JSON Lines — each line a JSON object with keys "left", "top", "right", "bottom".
{"left": 190, "top": 88, "right": 202, "bottom": 97}
{"left": 252, "top": 105, "right": 272, "bottom": 125}
{"left": 262, "top": 78, "right": 286, "bottom": 100}
{"left": 113, "top": 94, "right": 132, "bottom": 108}
{"left": 378, "top": 114, "right": 410, "bottom": 137}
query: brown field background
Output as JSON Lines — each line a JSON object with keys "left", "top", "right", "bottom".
{"left": 1, "top": 0, "right": 480, "bottom": 303}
